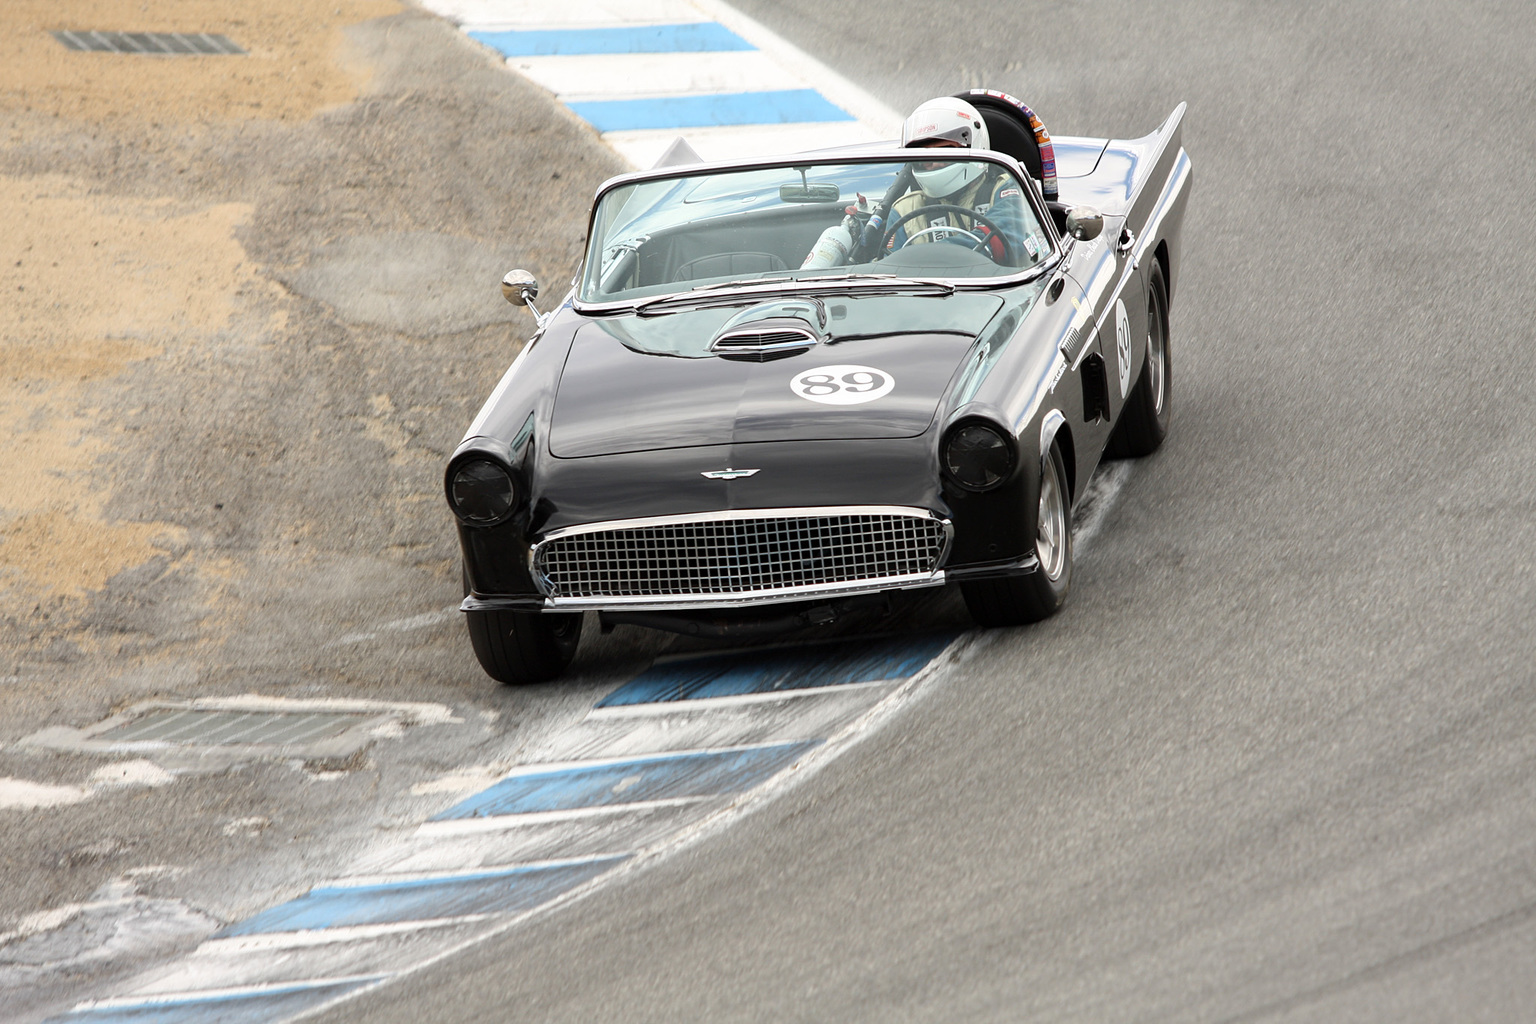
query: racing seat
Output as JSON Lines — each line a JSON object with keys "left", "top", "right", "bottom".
{"left": 952, "top": 90, "right": 1059, "bottom": 206}
{"left": 673, "top": 251, "right": 787, "bottom": 282}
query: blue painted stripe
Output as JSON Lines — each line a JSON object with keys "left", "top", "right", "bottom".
{"left": 45, "top": 981, "right": 372, "bottom": 1024}
{"left": 599, "top": 634, "right": 957, "bottom": 707}
{"left": 217, "top": 858, "right": 623, "bottom": 937}
{"left": 433, "top": 741, "right": 820, "bottom": 821}
{"left": 568, "top": 90, "right": 854, "bottom": 132}
{"left": 469, "top": 23, "right": 753, "bottom": 57}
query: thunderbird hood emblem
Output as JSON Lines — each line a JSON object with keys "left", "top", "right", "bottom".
{"left": 701, "top": 468, "right": 760, "bottom": 480}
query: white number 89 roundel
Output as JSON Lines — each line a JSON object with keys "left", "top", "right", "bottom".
{"left": 789, "top": 364, "right": 895, "bottom": 405}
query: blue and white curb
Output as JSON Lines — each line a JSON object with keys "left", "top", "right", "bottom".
{"left": 46, "top": 633, "right": 966, "bottom": 1023}
{"left": 419, "top": 0, "right": 901, "bottom": 167}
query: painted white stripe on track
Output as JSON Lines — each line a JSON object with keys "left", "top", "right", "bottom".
{"left": 450, "top": 737, "right": 817, "bottom": 778}
{"left": 430, "top": 0, "right": 699, "bottom": 27}
{"left": 586, "top": 677, "right": 892, "bottom": 718}
{"left": 548, "top": 686, "right": 894, "bottom": 761}
{"left": 193, "top": 919, "right": 483, "bottom": 954}
{"left": 360, "top": 802, "right": 719, "bottom": 874}
{"left": 314, "top": 854, "right": 624, "bottom": 891}
{"left": 413, "top": 795, "right": 715, "bottom": 835}
{"left": 134, "top": 924, "right": 498, "bottom": 996}
{"left": 76, "top": 975, "right": 388, "bottom": 1011}
{"left": 509, "top": 51, "right": 802, "bottom": 100}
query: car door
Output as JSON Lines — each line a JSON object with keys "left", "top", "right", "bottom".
{"left": 1060, "top": 222, "right": 1147, "bottom": 476}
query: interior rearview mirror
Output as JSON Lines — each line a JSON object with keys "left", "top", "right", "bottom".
{"left": 779, "top": 182, "right": 842, "bottom": 203}
{"left": 1064, "top": 207, "right": 1103, "bottom": 242}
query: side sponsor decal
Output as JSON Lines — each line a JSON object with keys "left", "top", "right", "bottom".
{"left": 1115, "top": 299, "right": 1132, "bottom": 398}
{"left": 790, "top": 365, "right": 895, "bottom": 405}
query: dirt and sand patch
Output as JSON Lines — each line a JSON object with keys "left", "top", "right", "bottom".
{"left": 0, "top": 0, "right": 396, "bottom": 617}
{"left": 0, "top": 0, "right": 619, "bottom": 682}
{"left": 0, "top": 175, "right": 266, "bottom": 603}
{"left": 0, "top": 7, "right": 643, "bottom": 1011}
{"left": 1, "top": 0, "right": 399, "bottom": 125}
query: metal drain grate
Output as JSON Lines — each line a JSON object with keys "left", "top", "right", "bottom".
{"left": 99, "top": 709, "right": 368, "bottom": 746}
{"left": 51, "top": 30, "right": 246, "bottom": 55}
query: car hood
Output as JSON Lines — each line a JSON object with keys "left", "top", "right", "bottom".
{"left": 548, "top": 293, "right": 1004, "bottom": 458}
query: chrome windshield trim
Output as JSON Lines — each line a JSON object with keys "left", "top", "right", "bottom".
{"left": 528, "top": 505, "right": 954, "bottom": 603}
{"left": 581, "top": 258, "right": 1060, "bottom": 319}
{"left": 630, "top": 275, "right": 957, "bottom": 317}
{"left": 575, "top": 149, "right": 1063, "bottom": 315}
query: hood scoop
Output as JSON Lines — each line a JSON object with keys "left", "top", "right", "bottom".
{"left": 710, "top": 298, "right": 827, "bottom": 362}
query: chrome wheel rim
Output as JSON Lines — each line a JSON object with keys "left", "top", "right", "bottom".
{"left": 1037, "top": 458, "right": 1066, "bottom": 581}
{"left": 1148, "top": 288, "right": 1167, "bottom": 418}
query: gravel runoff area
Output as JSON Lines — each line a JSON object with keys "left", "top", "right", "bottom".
{"left": 0, "top": 3, "right": 670, "bottom": 1018}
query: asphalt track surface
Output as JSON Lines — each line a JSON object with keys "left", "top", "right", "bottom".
{"left": 306, "top": 2, "right": 1536, "bottom": 1022}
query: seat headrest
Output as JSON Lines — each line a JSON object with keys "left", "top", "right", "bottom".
{"left": 952, "top": 89, "right": 1058, "bottom": 203}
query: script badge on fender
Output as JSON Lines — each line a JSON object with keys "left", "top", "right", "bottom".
{"left": 790, "top": 364, "right": 895, "bottom": 406}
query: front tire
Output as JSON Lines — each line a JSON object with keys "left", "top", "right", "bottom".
{"left": 462, "top": 570, "right": 581, "bottom": 684}
{"left": 1106, "top": 260, "right": 1171, "bottom": 458}
{"left": 961, "top": 443, "right": 1073, "bottom": 626}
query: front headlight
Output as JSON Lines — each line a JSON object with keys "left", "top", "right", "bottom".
{"left": 943, "top": 423, "right": 1014, "bottom": 491}
{"left": 448, "top": 458, "right": 516, "bottom": 525}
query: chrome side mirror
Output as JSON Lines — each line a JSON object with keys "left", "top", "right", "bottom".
{"left": 501, "top": 269, "right": 539, "bottom": 305}
{"left": 502, "top": 269, "right": 549, "bottom": 328}
{"left": 1064, "top": 206, "right": 1103, "bottom": 242}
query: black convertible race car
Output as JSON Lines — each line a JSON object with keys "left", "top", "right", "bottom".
{"left": 445, "top": 90, "right": 1192, "bottom": 684}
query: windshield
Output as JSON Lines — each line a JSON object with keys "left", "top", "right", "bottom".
{"left": 578, "top": 158, "right": 1052, "bottom": 305}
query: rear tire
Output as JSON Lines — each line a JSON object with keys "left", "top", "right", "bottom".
{"left": 1106, "top": 260, "right": 1171, "bottom": 458}
{"left": 462, "top": 570, "right": 581, "bottom": 684}
{"left": 962, "top": 443, "right": 1073, "bottom": 626}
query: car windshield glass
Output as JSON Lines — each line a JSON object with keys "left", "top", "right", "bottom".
{"left": 578, "top": 158, "right": 1051, "bottom": 305}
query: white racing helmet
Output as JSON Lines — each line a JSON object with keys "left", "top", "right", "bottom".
{"left": 901, "top": 97, "right": 991, "bottom": 198}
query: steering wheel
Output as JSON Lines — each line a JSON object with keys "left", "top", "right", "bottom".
{"left": 901, "top": 224, "right": 987, "bottom": 248}
{"left": 878, "top": 203, "right": 1013, "bottom": 264}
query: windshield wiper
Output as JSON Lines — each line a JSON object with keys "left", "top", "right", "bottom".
{"left": 688, "top": 275, "right": 794, "bottom": 293}
{"left": 800, "top": 273, "right": 956, "bottom": 293}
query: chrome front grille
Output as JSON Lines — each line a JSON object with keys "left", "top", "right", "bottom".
{"left": 533, "top": 508, "right": 949, "bottom": 603}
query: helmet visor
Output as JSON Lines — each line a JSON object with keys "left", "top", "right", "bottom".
{"left": 912, "top": 138, "right": 963, "bottom": 172}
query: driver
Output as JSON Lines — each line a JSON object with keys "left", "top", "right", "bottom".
{"left": 885, "top": 97, "right": 1041, "bottom": 266}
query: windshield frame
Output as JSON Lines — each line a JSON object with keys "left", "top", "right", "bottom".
{"left": 572, "top": 148, "right": 1063, "bottom": 315}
